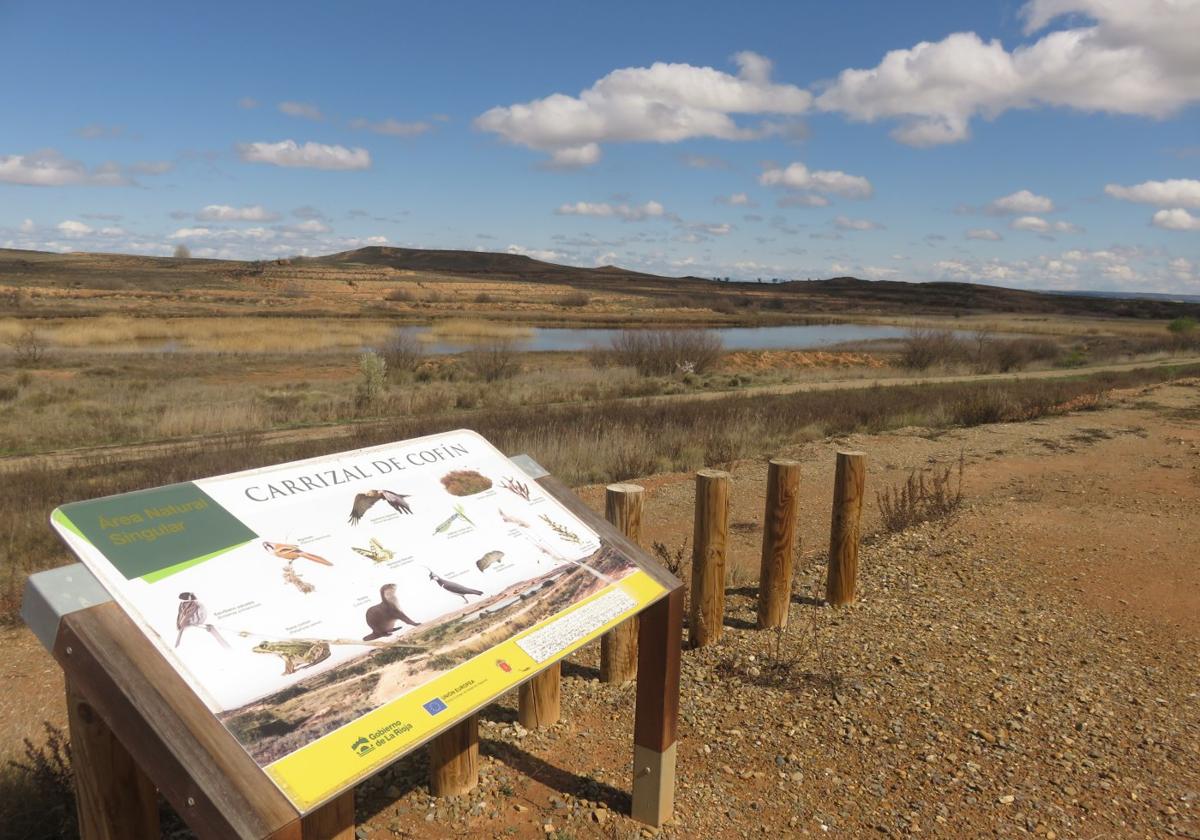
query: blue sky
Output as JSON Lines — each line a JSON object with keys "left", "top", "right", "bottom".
{"left": 2, "top": 0, "right": 1198, "bottom": 292}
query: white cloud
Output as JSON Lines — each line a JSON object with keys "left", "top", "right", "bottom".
{"left": 290, "top": 219, "right": 331, "bottom": 233}
{"left": 238, "top": 97, "right": 260, "bottom": 110}
{"left": 236, "top": 140, "right": 371, "bottom": 170}
{"left": 475, "top": 51, "right": 811, "bottom": 166}
{"left": 350, "top": 118, "right": 432, "bottom": 137}
{"left": 1011, "top": 215, "right": 1081, "bottom": 234}
{"left": 758, "top": 162, "right": 873, "bottom": 198}
{"left": 816, "top": 1, "right": 1200, "bottom": 146}
{"left": 834, "top": 215, "right": 883, "bottom": 230}
{"left": 1152, "top": 208, "right": 1200, "bottom": 231}
{"left": 196, "top": 204, "right": 280, "bottom": 222}
{"left": 680, "top": 154, "right": 731, "bottom": 169}
{"left": 555, "top": 200, "right": 666, "bottom": 221}
{"left": 57, "top": 220, "right": 94, "bottom": 237}
{"left": 278, "top": 101, "right": 323, "bottom": 120}
{"left": 18, "top": 219, "right": 34, "bottom": 233}
{"left": 1169, "top": 257, "right": 1196, "bottom": 281}
{"left": 1106, "top": 178, "right": 1200, "bottom": 208}
{"left": 966, "top": 227, "right": 1003, "bottom": 240}
{"left": 505, "top": 244, "right": 566, "bottom": 262}
{"left": 717, "top": 192, "right": 753, "bottom": 206}
{"left": 777, "top": 193, "right": 830, "bottom": 208}
{"left": 0, "top": 150, "right": 127, "bottom": 186}
{"left": 988, "top": 189, "right": 1055, "bottom": 214}
{"left": 129, "top": 160, "right": 174, "bottom": 176}
{"left": 687, "top": 222, "right": 734, "bottom": 236}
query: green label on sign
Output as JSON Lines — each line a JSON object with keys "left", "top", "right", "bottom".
{"left": 56, "top": 482, "right": 257, "bottom": 580}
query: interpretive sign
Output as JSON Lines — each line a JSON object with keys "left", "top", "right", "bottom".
{"left": 51, "top": 429, "right": 668, "bottom": 812}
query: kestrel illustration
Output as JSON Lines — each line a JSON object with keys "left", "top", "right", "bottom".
{"left": 175, "top": 592, "right": 230, "bottom": 649}
{"left": 262, "top": 541, "right": 333, "bottom": 566}
{"left": 348, "top": 489, "right": 413, "bottom": 525}
{"left": 427, "top": 569, "right": 484, "bottom": 603}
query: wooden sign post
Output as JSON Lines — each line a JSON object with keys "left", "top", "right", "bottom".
{"left": 23, "top": 443, "right": 684, "bottom": 838}
{"left": 689, "top": 469, "right": 730, "bottom": 648}
{"left": 601, "top": 483, "right": 644, "bottom": 683}
{"left": 826, "top": 450, "right": 866, "bottom": 606}
{"left": 757, "top": 458, "right": 801, "bottom": 629}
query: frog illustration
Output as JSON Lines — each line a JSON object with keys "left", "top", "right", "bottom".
{"left": 252, "top": 639, "right": 332, "bottom": 675}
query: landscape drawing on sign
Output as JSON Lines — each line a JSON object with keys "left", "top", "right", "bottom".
{"left": 49, "top": 429, "right": 665, "bottom": 808}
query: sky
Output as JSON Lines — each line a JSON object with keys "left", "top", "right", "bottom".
{"left": 1, "top": 0, "right": 1198, "bottom": 293}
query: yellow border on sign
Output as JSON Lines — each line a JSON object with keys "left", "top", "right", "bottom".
{"left": 266, "top": 568, "right": 667, "bottom": 811}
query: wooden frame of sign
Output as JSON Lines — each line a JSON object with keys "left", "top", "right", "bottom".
{"left": 30, "top": 454, "right": 682, "bottom": 839}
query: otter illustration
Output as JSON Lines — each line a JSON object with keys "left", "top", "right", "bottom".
{"left": 363, "top": 583, "right": 421, "bottom": 641}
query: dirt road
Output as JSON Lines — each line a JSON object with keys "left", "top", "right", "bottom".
{"left": 4, "top": 354, "right": 1197, "bottom": 475}
{"left": 3, "top": 376, "right": 1198, "bottom": 838}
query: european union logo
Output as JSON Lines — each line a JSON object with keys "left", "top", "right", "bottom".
{"left": 423, "top": 698, "right": 448, "bottom": 716}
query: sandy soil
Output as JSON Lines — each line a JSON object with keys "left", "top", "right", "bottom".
{"left": 2, "top": 378, "right": 1198, "bottom": 838}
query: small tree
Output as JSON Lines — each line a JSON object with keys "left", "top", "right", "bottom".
{"left": 173, "top": 244, "right": 191, "bottom": 259}
{"left": 9, "top": 327, "right": 47, "bottom": 365}
{"left": 1168, "top": 316, "right": 1197, "bottom": 334}
{"left": 355, "top": 351, "right": 387, "bottom": 408}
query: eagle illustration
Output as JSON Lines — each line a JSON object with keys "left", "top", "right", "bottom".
{"left": 262, "top": 541, "right": 333, "bottom": 566}
{"left": 348, "top": 489, "right": 413, "bottom": 525}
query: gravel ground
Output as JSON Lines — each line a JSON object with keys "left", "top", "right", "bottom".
{"left": 3, "top": 379, "right": 1198, "bottom": 839}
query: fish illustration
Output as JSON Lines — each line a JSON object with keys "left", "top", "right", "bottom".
{"left": 476, "top": 550, "right": 504, "bottom": 571}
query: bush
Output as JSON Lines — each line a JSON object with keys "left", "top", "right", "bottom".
{"left": 473, "top": 292, "right": 495, "bottom": 304}
{"left": 876, "top": 455, "right": 964, "bottom": 534}
{"left": 1168, "top": 316, "right": 1197, "bottom": 334}
{"left": 9, "top": 327, "right": 47, "bottom": 365}
{"left": 610, "top": 329, "right": 723, "bottom": 376}
{"left": 354, "top": 351, "right": 387, "bottom": 408}
{"left": 951, "top": 387, "right": 1012, "bottom": 425}
{"left": 386, "top": 288, "right": 415, "bottom": 302}
{"left": 2, "top": 722, "right": 75, "bottom": 839}
{"left": 462, "top": 338, "right": 520, "bottom": 382}
{"left": 898, "top": 328, "right": 967, "bottom": 371}
{"left": 559, "top": 291, "right": 589, "bottom": 307}
{"left": 380, "top": 329, "right": 423, "bottom": 375}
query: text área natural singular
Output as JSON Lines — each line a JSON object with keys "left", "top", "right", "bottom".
{"left": 99, "top": 499, "right": 210, "bottom": 546}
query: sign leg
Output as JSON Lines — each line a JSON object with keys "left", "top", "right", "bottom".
{"left": 631, "top": 588, "right": 682, "bottom": 827}
{"left": 518, "top": 663, "right": 561, "bottom": 729}
{"left": 66, "top": 678, "right": 160, "bottom": 840}
{"left": 428, "top": 715, "right": 479, "bottom": 797}
{"left": 299, "top": 789, "right": 354, "bottom": 839}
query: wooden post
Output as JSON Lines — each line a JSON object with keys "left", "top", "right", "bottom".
{"left": 66, "top": 678, "right": 160, "bottom": 840}
{"left": 826, "top": 451, "right": 866, "bottom": 606}
{"left": 632, "top": 587, "right": 683, "bottom": 826}
{"left": 518, "top": 663, "right": 561, "bottom": 729}
{"left": 689, "top": 469, "right": 730, "bottom": 648}
{"left": 756, "top": 458, "right": 802, "bottom": 629}
{"left": 300, "top": 790, "right": 355, "bottom": 839}
{"left": 601, "top": 483, "right": 644, "bottom": 683}
{"left": 427, "top": 715, "right": 479, "bottom": 798}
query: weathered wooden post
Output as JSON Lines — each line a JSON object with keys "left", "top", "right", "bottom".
{"left": 826, "top": 451, "right": 866, "bottom": 606}
{"left": 689, "top": 469, "right": 730, "bottom": 648}
{"left": 518, "top": 664, "right": 561, "bottom": 729}
{"left": 66, "top": 679, "right": 160, "bottom": 840}
{"left": 601, "top": 483, "right": 644, "bottom": 683}
{"left": 756, "top": 458, "right": 802, "bottom": 629}
{"left": 632, "top": 587, "right": 683, "bottom": 826}
{"left": 300, "top": 790, "right": 355, "bottom": 839}
{"left": 427, "top": 715, "right": 480, "bottom": 798}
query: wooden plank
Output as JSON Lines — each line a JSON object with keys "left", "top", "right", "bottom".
{"left": 689, "top": 469, "right": 730, "bottom": 648}
{"left": 757, "top": 458, "right": 802, "bottom": 629}
{"left": 300, "top": 790, "right": 355, "bottom": 839}
{"left": 66, "top": 678, "right": 160, "bottom": 840}
{"left": 56, "top": 602, "right": 301, "bottom": 840}
{"left": 601, "top": 483, "right": 644, "bottom": 684}
{"left": 427, "top": 715, "right": 479, "bottom": 797}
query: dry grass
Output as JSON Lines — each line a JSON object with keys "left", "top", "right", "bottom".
{"left": 421, "top": 319, "right": 534, "bottom": 342}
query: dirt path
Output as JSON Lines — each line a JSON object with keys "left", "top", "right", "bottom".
{"left": 2, "top": 378, "right": 1198, "bottom": 838}
{"left": 3, "top": 354, "right": 1197, "bottom": 475}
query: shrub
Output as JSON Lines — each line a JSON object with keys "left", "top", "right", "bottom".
{"left": 2, "top": 722, "right": 75, "bottom": 839}
{"left": 386, "top": 288, "right": 415, "bottom": 302}
{"left": 876, "top": 455, "right": 964, "bottom": 534}
{"left": 354, "top": 351, "right": 387, "bottom": 408}
{"left": 1168, "top": 316, "right": 1197, "bottom": 334}
{"left": 950, "top": 386, "right": 1011, "bottom": 425}
{"left": 610, "top": 329, "right": 723, "bottom": 376}
{"left": 473, "top": 292, "right": 495, "bottom": 304}
{"left": 462, "top": 338, "right": 520, "bottom": 382}
{"left": 898, "top": 328, "right": 966, "bottom": 371}
{"left": 380, "top": 329, "right": 423, "bottom": 375}
{"left": 9, "top": 327, "right": 47, "bottom": 365}
{"left": 559, "top": 291, "right": 589, "bottom": 307}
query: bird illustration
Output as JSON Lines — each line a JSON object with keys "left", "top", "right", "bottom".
{"left": 352, "top": 537, "right": 394, "bottom": 564}
{"left": 426, "top": 569, "right": 484, "bottom": 603}
{"left": 175, "top": 592, "right": 230, "bottom": 649}
{"left": 262, "top": 541, "right": 333, "bottom": 566}
{"left": 348, "top": 489, "right": 413, "bottom": 525}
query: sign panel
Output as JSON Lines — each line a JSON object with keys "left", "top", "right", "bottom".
{"left": 52, "top": 429, "right": 667, "bottom": 811}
